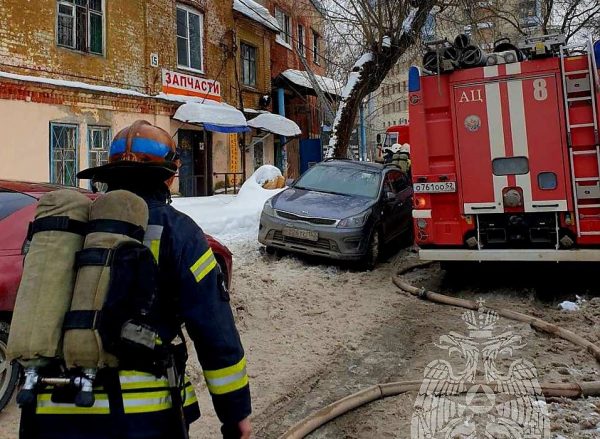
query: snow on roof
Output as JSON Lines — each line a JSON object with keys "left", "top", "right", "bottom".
{"left": 233, "top": 0, "right": 280, "bottom": 32}
{"left": 248, "top": 113, "right": 301, "bottom": 137}
{"left": 281, "top": 69, "right": 342, "bottom": 96}
{"left": 0, "top": 70, "right": 147, "bottom": 97}
{"left": 173, "top": 101, "right": 248, "bottom": 129}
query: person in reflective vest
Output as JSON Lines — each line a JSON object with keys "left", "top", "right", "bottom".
{"left": 21, "top": 121, "right": 252, "bottom": 439}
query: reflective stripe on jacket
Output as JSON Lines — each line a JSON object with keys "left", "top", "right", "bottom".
{"left": 35, "top": 371, "right": 198, "bottom": 416}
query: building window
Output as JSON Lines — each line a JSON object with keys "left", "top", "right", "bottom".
{"left": 56, "top": 0, "right": 104, "bottom": 55}
{"left": 298, "top": 24, "right": 305, "bottom": 56}
{"left": 88, "top": 126, "right": 110, "bottom": 168}
{"left": 177, "top": 5, "right": 204, "bottom": 72}
{"left": 312, "top": 30, "right": 320, "bottom": 64}
{"left": 275, "top": 8, "right": 291, "bottom": 45}
{"left": 50, "top": 123, "right": 78, "bottom": 187}
{"left": 240, "top": 43, "right": 257, "bottom": 87}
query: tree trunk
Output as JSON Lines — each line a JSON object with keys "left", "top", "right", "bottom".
{"left": 327, "top": 1, "right": 437, "bottom": 158}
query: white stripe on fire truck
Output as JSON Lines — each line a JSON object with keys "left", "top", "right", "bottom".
{"left": 485, "top": 80, "right": 508, "bottom": 212}
{"left": 483, "top": 65, "right": 499, "bottom": 78}
{"left": 506, "top": 71, "right": 534, "bottom": 210}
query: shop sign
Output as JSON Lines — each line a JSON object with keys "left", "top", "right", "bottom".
{"left": 162, "top": 69, "right": 221, "bottom": 102}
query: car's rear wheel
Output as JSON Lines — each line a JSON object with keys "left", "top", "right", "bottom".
{"left": 362, "top": 228, "right": 380, "bottom": 271}
{"left": 0, "top": 323, "right": 19, "bottom": 412}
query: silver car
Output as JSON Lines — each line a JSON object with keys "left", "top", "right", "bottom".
{"left": 258, "top": 160, "right": 413, "bottom": 268}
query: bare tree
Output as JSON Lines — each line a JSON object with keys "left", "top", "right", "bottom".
{"left": 452, "top": 0, "right": 600, "bottom": 45}
{"left": 324, "top": 0, "right": 439, "bottom": 158}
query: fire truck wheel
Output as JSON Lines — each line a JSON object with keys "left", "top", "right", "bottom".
{"left": 362, "top": 228, "right": 380, "bottom": 271}
{"left": 0, "top": 322, "right": 20, "bottom": 412}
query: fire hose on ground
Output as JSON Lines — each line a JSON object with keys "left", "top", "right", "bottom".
{"left": 278, "top": 262, "right": 600, "bottom": 439}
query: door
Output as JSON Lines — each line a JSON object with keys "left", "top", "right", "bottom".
{"left": 300, "top": 139, "right": 322, "bottom": 174}
{"left": 381, "top": 170, "right": 413, "bottom": 242}
{"left": 454, "top": 71, "right": 568, "bottom": 214}
{"left": 177, "top": 130, "right": 213, "bottom": 197}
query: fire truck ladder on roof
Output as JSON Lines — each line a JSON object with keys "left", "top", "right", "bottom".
{"left": 560, "top": 38, "right": 600, "bottom": 237}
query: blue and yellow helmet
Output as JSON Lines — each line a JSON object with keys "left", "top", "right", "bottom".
{"left": 78, "top": 120, "right": 179, "bottom": 183}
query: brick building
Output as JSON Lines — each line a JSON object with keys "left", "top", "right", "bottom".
{"left": 264, "top": 0, "right": 338, "bottom": 177}
{"left": 0, "top": 0, "right": 278, "bottom": 195}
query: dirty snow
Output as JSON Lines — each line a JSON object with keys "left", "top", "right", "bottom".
{"left": 173, "top": 101, "right": 248, "bottom": 130}
{"left": 233, "top": 0, "right": 280, "bottom": 32}
{"left": 247, "top": 113, "right": 301, "bottom": 137}
{"left": 281, "top": 69, "right": 342, "bottom": 96}
{"left": 171, "top": 165, "right": 284, "bottom": 243}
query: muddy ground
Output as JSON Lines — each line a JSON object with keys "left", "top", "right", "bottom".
{"left": 1, "top": 242, "right": 599, "bottom": 438}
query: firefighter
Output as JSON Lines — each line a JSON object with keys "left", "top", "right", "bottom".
{"left": 21, "top": 120, "right": 252, "bottom": 439}
{"left": 392, "top": 144, "right": 411, "bottom": 175}
{"left": 382, "top": 143, "right": 401, "bottom": 164}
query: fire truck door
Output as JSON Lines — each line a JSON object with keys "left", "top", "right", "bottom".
{"left": 454, "top": 71, "right": 568, "bottom": 214}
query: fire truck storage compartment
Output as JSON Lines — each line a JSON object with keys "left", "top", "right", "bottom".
{"left": 453, "top": 70, "right": 569, "bottom": 215}
{"left": 475, "top": 212, "right": 559, "bottom": 248}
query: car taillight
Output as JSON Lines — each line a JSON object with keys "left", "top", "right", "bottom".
{"left": 415, "top": 196, "right": 427, "bottom": 209}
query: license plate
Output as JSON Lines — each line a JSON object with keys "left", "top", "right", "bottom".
{"left": 414, "top": 181, "right": 457, "bottom": 193}
{"left": 282, "top": 227, "right": 319, "bottom": 242}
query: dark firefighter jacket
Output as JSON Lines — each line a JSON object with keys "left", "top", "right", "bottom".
{"left": 21, "top": 189, "right": 251, "bottom": 439}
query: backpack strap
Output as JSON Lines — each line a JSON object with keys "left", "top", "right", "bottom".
{"left": 87, "top": 219, "right": 145, "bottom": 242}
{"left": 75, "top": 248, "right": 113, "bottom": 267}
{"left": 63, "top": 310, "right": 102, "bottom": 330}
{"left": 27, "top": 216, "right": 87, "bottom": 240}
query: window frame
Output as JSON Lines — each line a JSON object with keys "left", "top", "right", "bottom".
{"left": 297, "top": 24, "right": 305, "bottom": 56}
{"left": 56, "top": 0, "right": 105, "bottom": 56}
{"left": 240, "top": 42, "right": 258, "bottom": 88}
{"left": 274, "top": 8, "right": 291, "bottom": 46}
{"left": 312, "top": 30, "right": 320, "bottom": 65}
{"left": 50, "top": 122, "right": 79, "bottom": 187}
{"left": 176, "top": 4, "right": 205, "bottom": 73}
{"left": 492, "top": 156, "right": 530, "bottom": 176}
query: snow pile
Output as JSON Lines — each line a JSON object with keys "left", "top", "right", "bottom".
{"left": 172, "top": 165, "right": 285, "bottom": 242}
{"left": 173, "top": 101, "right": 248, "bottom": 129}
{"left": 233, "top": 0, "right": 280, "bottom": 32}
{"left": 558, "top": 301, "right": 579, "bottom": 311}
{"left": 353, "top": 53, "right": 374, "bottom": 69}
{"left": 248, "top": 113, "right": 301, "bottom": 136}
{"left": 281, "top": 69, "right": 342, "bottom": 96}
{"left": 558, "top": 295, "right": 586, "bottom": 311}
{"left": 0, "top": 70, "right": 147, "bottom": 97}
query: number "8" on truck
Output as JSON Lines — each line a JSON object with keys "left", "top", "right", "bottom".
{"left": 533, "top": 78, "right": 548, "bottom": 101}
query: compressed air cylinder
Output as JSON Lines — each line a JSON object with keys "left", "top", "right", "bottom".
{"left": 7, "top": 190, "right": 91, "bottom": 366}
{"left": 63, "top": 190, "right": 148, "bottom": 369}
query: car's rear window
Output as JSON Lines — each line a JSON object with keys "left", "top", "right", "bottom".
{"left": 0, "top": 190, "right": 36, "bottom": 221}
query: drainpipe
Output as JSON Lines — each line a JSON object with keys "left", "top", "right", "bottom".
{"left": 277, "top": 87, "right": 287, "bottom": 174}
{"left": 359, "top": 103, "right": 366, "bottom": 161}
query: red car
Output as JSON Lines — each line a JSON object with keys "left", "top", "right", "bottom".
{"left": 0, "top": 180, "right": 233, "bottom": 411}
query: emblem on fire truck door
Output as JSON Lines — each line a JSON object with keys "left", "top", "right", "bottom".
{"left": 464, "top": 115, "right": 481, "bottom": 132}
{"left": 411, "top": 301, "right": 550, "bottom": 438}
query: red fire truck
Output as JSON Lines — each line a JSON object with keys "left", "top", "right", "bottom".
{"left": 409, "top": 36, "right": 600, "bottom": 262}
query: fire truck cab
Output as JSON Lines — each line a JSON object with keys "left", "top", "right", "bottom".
{"left": 410, "top": 36, "right": 600, "bottom": 262}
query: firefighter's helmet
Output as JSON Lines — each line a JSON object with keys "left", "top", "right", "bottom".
{"left": 78, "top": 120, "right": 179, "bottom": 183}
{"left": 386, "top": 143, "right": 402, "bottom": 154}
{"left": 399, "top": 144, "right": 411, "bottom": 155}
